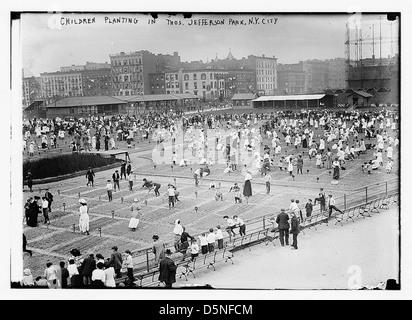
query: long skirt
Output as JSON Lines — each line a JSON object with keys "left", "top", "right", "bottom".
{"left": 128, "top": 218, "right": 140, "bottom": 229}
{"left": 243, "top": 180, "right": 252, "bottom": 197}
{"left": 302, "top": 139, "right": 308, "bottom": 148}
{"left": 27, "top": 213, "right": 38, "bottom": 227}
{"left": 79, "top": 214, "right": 90, "bottom": 233}
{"left": 333, "top": 167, "right": 340, "bottom": 180}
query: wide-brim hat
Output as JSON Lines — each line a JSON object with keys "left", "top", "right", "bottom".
{"left": 152, "top": 235, "right": 159, "bottom": 240}
{"left": 165, "top": 249, "right": 172, "bottom": 255}
{"left": 79, "top": 198, "right": 87, "bottom": 204}
{"left": 133, "top": 198, "right": 139, "bottom": 202}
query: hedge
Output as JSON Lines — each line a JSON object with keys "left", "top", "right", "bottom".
{"left": 23, "top": 154, "right": 117, "bottom": 180}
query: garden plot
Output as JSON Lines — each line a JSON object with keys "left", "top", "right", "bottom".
{"left": 28, "top": 230, "right": 85, "bottom": 250}
{"left": 24, "top": 225, "right": 57, "bottom": 240}
{"left": 50, "top": 213, "right": 80, "bottom": 229}
{"left": 52, "top": 234, "right": 112, "bottom": 256}
{"left": 140, "top": 207, "right": 177, "bottom": 223}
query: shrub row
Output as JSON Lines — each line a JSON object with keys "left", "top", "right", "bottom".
{"left": 23, "top": 154, "right": 117, "bottom": 180}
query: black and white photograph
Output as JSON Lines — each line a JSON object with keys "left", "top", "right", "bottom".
{"left": 4, "top": 0, "right": 411, "bottom": 302}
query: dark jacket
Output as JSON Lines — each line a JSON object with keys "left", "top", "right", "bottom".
{"left": 290, "top": 216, "right": 300, "bottom": 235}
{"left": 81, "top": 256, "right": 96, "bottom": 276}
{"left": 86, "top": 169, "right": 95, "bottom": 180}
{"left": 44, "top": 191, "right": 53, "bottom": 203}
{"left": 275, "top": 212, "right": 290, "bottom": 230}
{"left": 110, "top": 251, "right": 123, "bottom": 270}
{"left": 158, "top": 257, "right": 177, "bottom": 284}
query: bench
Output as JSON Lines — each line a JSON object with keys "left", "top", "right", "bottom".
{"left": 357, "top": 203, "right": 372, "bottom": 218}
{"left": 334, "top": 209, "right": 346, "bottom": 226}
{"left": 302, "top": 212, "right": 329, "bottom": 230}
{"left": 178, "top": 246, "right": 234, "bottom": 280}
{"left": 379, "top": 195, "right": 390, "bottom": 209}
{"left": 370, "top": 198, "right": 382, "bottom": 213}
{"left": 345, "top": 207, "right": 356, "bottom": 223}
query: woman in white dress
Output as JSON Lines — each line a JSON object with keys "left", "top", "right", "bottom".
{"left": 78, "top": 198, "right": 90, "bottom": 235}
{"left": 104, "top": 261, "right": 116, "bottom": 288}
{"left": 129, "top": 198, "right": 142, "bottom": 231}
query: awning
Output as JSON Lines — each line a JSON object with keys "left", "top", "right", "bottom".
{"left": 232, "top": 93, "right": 257, "bottom": 100}
{"left": 347, "top": 91, "right": 373, "bottom": 98}
{"left": 127, "top": 94, "right": 179, "bottom": 103}
{"left": 252, "top": 94, "right": 326, "bottom": 102}
{"left": 47, "top": 96, "right": 126, "bottom": 108}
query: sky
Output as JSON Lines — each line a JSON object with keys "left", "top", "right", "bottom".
{"left": 18, "top": 12, "right": 399, "bottom": 77}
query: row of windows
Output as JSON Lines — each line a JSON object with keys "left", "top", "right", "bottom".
{"left": 182, "top": 73, "right": 226, "bottom": 81}
{"left": 183, "top": 80, "right": 225, "bottom": 91}
{"left": 113, "top": 74, "right": 143, "bottom": 82}
{"left": 165, "top": 74, "right": 179, "bottom": 81}
{"left": 112, "top": 58, "right": 142, "bottom": 66}
{"left": 113, "top": 82, "right": 142, "bottom": 90}
{"left": 42, "top": 85, "right": 82, "bottom": 91}
{"left": 152, "top": 85, "right": 165, "bottom": 89}
{"left": 112, "top": 66, "right": 142, "bottom": 74}
{"left": 257, "top": 77, "right": 276, "bottom": 83}
{"left": 257, "top": 69, "right": 275, "bottom": 75}
{"left": 257, "top": 61, "right": 276, "bottom": 68}
{"left": 42, "top": 77, "right": 81, "bottom": 83}
{"left": 166, "top": 82, "right": 179, "bottom": 89}
{"left": 257, "top": 83, "right": 275, "bottom": 90}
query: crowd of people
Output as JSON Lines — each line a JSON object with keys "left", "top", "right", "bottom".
{"left": 21, "top": 106, "right": 399, "bottom": 287}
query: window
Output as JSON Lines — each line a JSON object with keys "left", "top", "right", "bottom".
{"left": 194, "top": 82, "right": 198, "bottom": 89}
{"left": 185, "top": 82, "right": 189, "bottom": 90}
{"left": 210, "top": 73, "right": 213, "bottom": 79}
{"left": 202, "top": 82, "right": 206, "bottom": 89}
{"left": 184, "top": 74, "right": 189, "bottom": 81}
{"left": 201, "top": 73, "right": 206, "bottom": 80}
{"left": 175, "top": 74, "right": 178, "bottom": 80}
{"left": 193, "top": 74, "right": 197, "bottom": 80}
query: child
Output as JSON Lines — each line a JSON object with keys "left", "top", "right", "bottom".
{"left": 386, "top": 159, "right": 393, "bottom": 174}
{"left": 198, "top": 233, "right": 208, "bottom": 255}
{"left": 295, "top": 199, "right": 304, "bottom": 221}
{"left": 207, "top": 228, "right": 216, "bottom": 252}
{"left": 215, "top": 188, "right": 223, "bottom": 201}
{"left": 209, "top": 180, "right": 216, "bottom": 189}
{"left": 315, "top": 153, "right": 322, "bottom": 169}
{"left": 190, "top": 238, "right": 199, "bottom": 261}
{"left": 106, "top": 180, "right": 113, "bottom": 202}
{"left": 364, "top": 161, "right": 372, "bottom": 174}
{"left": 278, "top": 157, "right": 284, "bottom": 171}
{"left": 305, "top": 199, "right": 313, "bottom": 218}
{"left": 215, "top": 225, "right": 224, "bottom": 249}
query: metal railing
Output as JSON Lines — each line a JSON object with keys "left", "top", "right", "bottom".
{"left": 124, "top": 179, "right": 398, "bottom": 275}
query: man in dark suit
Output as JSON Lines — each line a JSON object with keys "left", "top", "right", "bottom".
{"left": 112, "top": 170, "right": 120, "bottom": 191}
{"left": 81, "top": 252, "right": 96, "bottom": 286}
{"left": 158, "top": 249, "right": 177, "bottom": 288}
{"left": 120, "top": 161, "right": 127, "bottom": 180}
{"left": 290, "top": 212, "right": 300, "bottom": 250}
{"left": 109, "top": 246, "right": 123, "bottom": 278}
{"left": 275, "top": 208, "right": 290, "bottom": 246}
